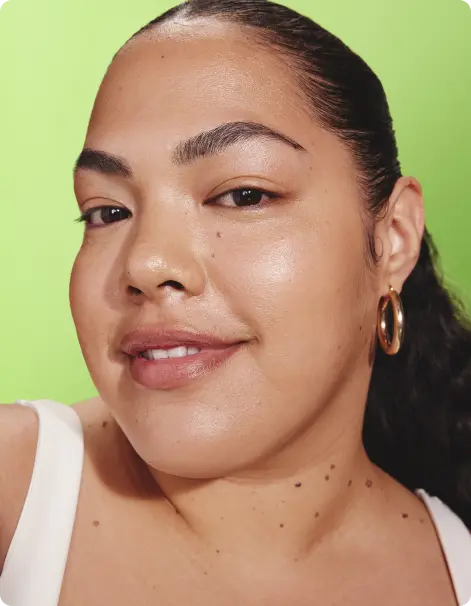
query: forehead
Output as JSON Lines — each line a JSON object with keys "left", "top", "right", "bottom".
{"left": 86, "top": 20, "right": 322, "bottom": 154}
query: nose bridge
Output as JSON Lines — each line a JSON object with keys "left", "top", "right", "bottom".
{"left": 123, "top": 199, "right": 206, "bottom": 297}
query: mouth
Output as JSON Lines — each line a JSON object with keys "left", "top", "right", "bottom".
{"left": 119, "top": 325, "right": 248, "bottom": 390}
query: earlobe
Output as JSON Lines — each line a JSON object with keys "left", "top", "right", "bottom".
{"left": 382, "top": 176, "right": 425, "bottom": 294}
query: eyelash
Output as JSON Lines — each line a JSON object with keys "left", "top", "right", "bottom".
{"left": 75, "top": 187, "right": 281, "bottom": 227}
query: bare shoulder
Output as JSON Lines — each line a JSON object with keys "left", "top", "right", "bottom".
{"left": 0, "top": 403, "right": 39, "bottom": 570}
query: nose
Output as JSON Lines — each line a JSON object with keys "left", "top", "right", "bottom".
{"left": 123, "top": 211, "right": 207, "bottom": 304}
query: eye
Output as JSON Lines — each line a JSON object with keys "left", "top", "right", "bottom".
{"left": 207, "top": 188, "right": 280, "bottom": 209}
{"left": 76, "top": 206, "right": 131, "bottom": 228}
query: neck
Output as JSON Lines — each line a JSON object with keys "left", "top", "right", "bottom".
{"left": 150, "top": 409, "right": 382, "bottom": 562}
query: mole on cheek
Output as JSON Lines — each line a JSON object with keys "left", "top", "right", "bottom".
{"left": 216, "top": 231, "right": 222, "bottom": 238}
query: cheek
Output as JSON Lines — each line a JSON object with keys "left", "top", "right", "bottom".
{"left": 69, "top": 245, "right": 117, "bottom": 364}
{"left": 217, "top": 214, "right": 372, "bottom": 385}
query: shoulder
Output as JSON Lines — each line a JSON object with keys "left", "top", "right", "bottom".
{"left": 0, "top": 403, "right": 39, "bottom": 571}
{"left": 0, "top": 397, "right": 109, "bottom": 572}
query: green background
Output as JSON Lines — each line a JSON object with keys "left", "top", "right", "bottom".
{"left": 0, "top": 0, "right": 470, "bottom": 405}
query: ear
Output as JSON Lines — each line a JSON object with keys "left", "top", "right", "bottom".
{"left": 375, "top": 176, "right": 425, "bottom": 295}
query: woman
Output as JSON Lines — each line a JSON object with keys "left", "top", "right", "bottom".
{"left": 1, "top": 0, "right": 470, "bottom": 604}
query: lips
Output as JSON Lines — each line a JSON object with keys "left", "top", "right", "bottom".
{"left": 121, "top": 326, "right": 243, "bottom": 356}
{"left": 120, "top": 325, "right": 247, "bottom": 390}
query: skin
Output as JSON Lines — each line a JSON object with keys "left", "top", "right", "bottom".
{"left": 0, "top": 17, "right": 459, "bottom": 606}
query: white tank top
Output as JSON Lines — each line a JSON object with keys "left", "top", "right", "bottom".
{"left": 0, "top": 399, "right": 470, "bottom": 606}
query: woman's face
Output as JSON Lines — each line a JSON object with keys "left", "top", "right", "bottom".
{"left": 71, "top": 20, "right": 380, "bottom": 478}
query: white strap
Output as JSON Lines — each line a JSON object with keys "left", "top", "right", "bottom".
{"left": 417, "top": 489, "right": 471, "bottom": 606}
{"left": 0, "top": 400, "right": 84, "bottom": 606}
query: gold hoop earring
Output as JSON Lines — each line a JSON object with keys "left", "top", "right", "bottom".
{"left": 377, "top": 286, "right": 404, "bottom": 355}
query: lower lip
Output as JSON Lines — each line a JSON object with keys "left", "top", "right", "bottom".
{"left": 127, "top": 343, "right": 244, "bottom": 390}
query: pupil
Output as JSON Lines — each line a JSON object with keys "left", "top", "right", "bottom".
{"left": 234, "top": 189, "right": 262, "bottom": 206}
{"left": 102, "top": 208, "right": 121, "bottom": 222}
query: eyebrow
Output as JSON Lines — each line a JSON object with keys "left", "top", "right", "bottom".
{"left": 73, "top": 121, "right": 307, "bottom": 178}
{"left": 73, "top": 148, "right": 132, "bottom": 178}
{"left": 172, "top": 120, "right": 307, "bottom": 166}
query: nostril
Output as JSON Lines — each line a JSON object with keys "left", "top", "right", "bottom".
{"left": 159, "top": 280, "right": 184, "bottom": 291}
{"left": 127, "top": 285, "right": 142, "bottom": 296}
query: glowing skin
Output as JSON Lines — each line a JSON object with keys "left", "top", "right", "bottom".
{"left": 72, "top": 23, "right": 379, "bottom": 480}
{"left": 71, "top": 15, "right": 432, "bottom": 576}
{"left": 61, "top": 20, "right": 460, "bottom": 606}
{"left": 72, "top": 11, "right": 422, "bottom": 519}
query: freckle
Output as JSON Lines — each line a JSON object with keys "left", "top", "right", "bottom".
{"left": 101, "top": 421, "right": 108, "bottom": 428}
{"left": 325, "top": 475, "right": 330, "bottom": 481}
{"left": 420, "top": 518, "right": 424, "bottom": 524}
{"left": 402, "top": 513, "right": 409, "bottom": 519}
{"left": 161, "top": 54, "right": 165, "bottom": 59}
{"left": 252, "top": 506, "right": 256, "bottom": 511}
{"left": 92, "top": 520, "right": 100, "bottom": 527}
{"left": 216, "top": 549, "right": 220, "bottom": 554}
{"left": 295, "top": 482, "right": 302, "bottom": 487}
{"left": 280, "top": 523, "right": 284, "bottom": 528}
{"left": 330, "top": 464, "right": 336, "bottom": 470}
{"left": 211, "top": 253, "right": 215, "bottom": 259}
{"left": 315, "top": 512, "right": 319, "bottom": 518}
{"left": 216, "top": 231, "right": 222, "bottom": 238}
{"left": 220, "top": 516, "right": 224, "bottom": 521}
{"left": 348, "top": 480, "right": 352, "bottom": 487}
{"left": 294, "top": 557, "right": 299, "bottom": 562}
{"left": 203, "top": 571, "right": 208, "bottom": 576}
{"left": 365, "top": 479, "right": 373, "bottom": 488}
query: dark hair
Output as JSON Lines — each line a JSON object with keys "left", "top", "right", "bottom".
{"left": 127, "top": 0, "right": 471, "bottom": 525}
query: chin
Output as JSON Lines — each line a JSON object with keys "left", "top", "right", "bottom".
{"left": 121, "top": 419, "right": 267, "bottom": 480}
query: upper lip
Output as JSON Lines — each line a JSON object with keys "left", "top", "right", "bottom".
{"left": 120, "top": 326, "right": 246, "bottom": 356}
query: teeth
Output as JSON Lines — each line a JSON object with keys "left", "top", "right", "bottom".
{"left": 168, "top": 346, "right": 194, "bottom": 359}
{"left": 141, "top": 346, "right": 201, "bottom": 360}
